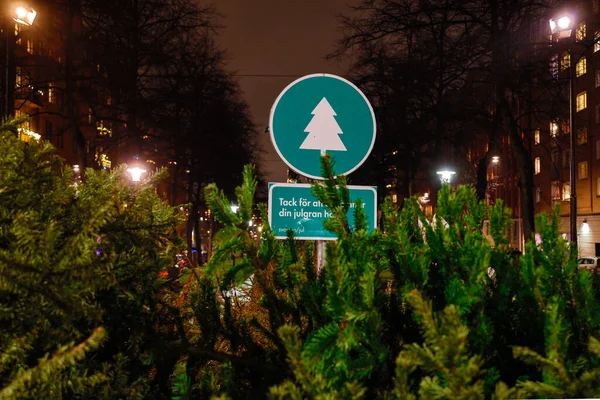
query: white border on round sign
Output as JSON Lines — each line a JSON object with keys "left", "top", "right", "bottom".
{"left": 269, "top": 73, "right": 377, "bottom": 180}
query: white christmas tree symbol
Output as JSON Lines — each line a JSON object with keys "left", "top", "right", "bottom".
{"left": 300, "top": 97, "right": 347, "bottom": 156}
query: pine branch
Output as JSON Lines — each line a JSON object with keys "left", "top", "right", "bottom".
{"left": 0, "top": 328, "right": 106, "bottom": 399}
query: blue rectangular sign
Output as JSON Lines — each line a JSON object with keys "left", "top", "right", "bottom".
{"left": 268, "top": 183, "right": 377, "bottom": 240}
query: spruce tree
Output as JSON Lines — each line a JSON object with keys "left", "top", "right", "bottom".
{"left": 5, "top": 120, "right": 600, "bottom": 399}
{"left": 0, "top": 119, "right": 183, "bottom": 398}
{"left": 196, "top": 157, "right": 600, "bottom": 398}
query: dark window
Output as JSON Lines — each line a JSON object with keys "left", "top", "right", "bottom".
{"left": 551, "top": 151, "right": 560, "bottom": 179}
{"left": 45, "top": 120, "right": 53, "bottom": 143}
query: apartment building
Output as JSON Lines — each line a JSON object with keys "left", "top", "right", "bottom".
{"left": 533, "top": 0, "right": 600, "bottom": 256}
{"left": 2, "top": 1, "right": 114, "bottom": 173}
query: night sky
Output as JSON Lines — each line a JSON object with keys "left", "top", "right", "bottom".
{"left": 216, "top": 0, "right": 353, "bottom": 183}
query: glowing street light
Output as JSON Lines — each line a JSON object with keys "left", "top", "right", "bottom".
{"left": 230, "top": 205, "right": 239, "bottom": 213}
{"left": 436, "top": 169, "right": 456, "bottom": 184}
{"left": 127, "top": 166, "right": 147, "bottom": 182}
{"left": 491, "top": 156, "right": 500, "bottom": 164}
{"left": 13, "top": 5, "right": 37, "bottom": 26}
{"left": 549, "top": 15, "right": 573, "bottom": 39}
{"left": 582, "top": 219, "right": 590, "bottom": 234}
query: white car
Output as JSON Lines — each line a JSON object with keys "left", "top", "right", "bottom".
{"left": 577, "top": 257, "right": 600, "bottom": 271}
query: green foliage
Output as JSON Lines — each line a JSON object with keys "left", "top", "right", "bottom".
{"left": 196, "top": 156, "right": 600, "bottom": 398}
{"left": 6, "top": 124, "right": 600, "bottom": 399}
{"left": 395, "top": 291, "right": 485, "bottom": 400}
{"left": 0, "top": 119, "right": 183, "bottom": 398}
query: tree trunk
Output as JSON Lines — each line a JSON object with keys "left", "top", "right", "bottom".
{"left": 65, "top": 0, "right": 87, "bottom": 168}
{"left": 475, "top": 113, "right": 500, "bottom": 200}
{"left": 499, "top": 95, "right": 535, "bottom": 241}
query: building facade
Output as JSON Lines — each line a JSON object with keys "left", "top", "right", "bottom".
{"left": 534, "top": 0, "right": 600, "bottom": 256}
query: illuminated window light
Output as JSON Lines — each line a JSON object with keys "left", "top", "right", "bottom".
{"left": 99, "top": 154, "right": 111, "bottom": 168}
{"left": 17, "top": 127, "right": 41, "bottom": 142}
{"left": 96, "top": 121, "right": 112, "bottom": 137}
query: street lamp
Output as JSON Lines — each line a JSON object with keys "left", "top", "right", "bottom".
{"left": 436, "top": 169, "right": 456, "bottom": 184}
{"left": 550, "top": 12, "right": 578, "bottom": 251}
{"left": 3, "top": 4, "right": 37, "bottom": 120}
{"left": 0, "top": 4, "right": 37, "bottom": 119}
{"left": 127, "top": 166, "right": 147, "bottom": 182}
{"left": 13, "top": 6, "right": 36, "bottom": 26}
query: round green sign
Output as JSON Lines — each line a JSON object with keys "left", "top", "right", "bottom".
{"left": 269, "top": 73, "right": 376, "bottom": 180}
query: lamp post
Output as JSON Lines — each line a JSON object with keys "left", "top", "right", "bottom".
{"left": 550, "top": 13, "right": 578, "bottom": 252}
{"left": 3, "top": 4, "right": 37, "bottom": 120}
{"left": 127, "top": 166, "right": 147, "bottom": 182}
{"left": 436, "top": 169, "right": 456, "bottom": 184}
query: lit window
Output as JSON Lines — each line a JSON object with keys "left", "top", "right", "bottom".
{"left": 96, "top": 120, "right": 112, "bottom": 136}
{"left": 534, "top": 128, "right": 540, "bottom": 144}
{"left": 550, "top": 55, "right": 559, "bottom": 79}
{"left": 552, "top": 181, "right": 561, "bottom": 202}
{"left": 26, "top": 39, "right": 33, "bottom": 54}
{"left": 577, "top": 127, "right": 588, "bottom": 145}
{"left": 596, "top": 31, "right": 600, "bottom": 52}
{"left": 17, "top": 127, "right": 41, "bottom": 143}
{"left": 88, "top": 107, "right": 92, "bottom": 124}
{"left": 391, "top": 193, "right": 397, "bottom": 203}
{"left": 576, "top": 22, "right": 587, "bottom": 42}
{"left": 579, "top": 161, "right": 589, "bottom": 180}
{"left": 48, "top": 83, "right": 55, "bottom": 104}
{"left": 535, "top": 157, "right": 541, "bottom": 175}
{"left": 597, "top": 177, "right": 600, "bottom": 196}
{"left": 576, "top": 57, "right": 587, "bottom": 77}
{"left": 95, "top": 147, "right": 111, "bottom": 169}
{"left": 576, "top": 91, "right": 587, "bottom": 112}
{"left": 562, "top": 183, "right": 571, "bottom": 200}
{"left": 535, "top": 187, "right": 541, "bottom": 203}
{"left": 596, "top": 70, "right": 600, "bottom": 87}
{"left": 15, "top": 67, "right": 22, "bottom": 87}
{"left": 561, "top": 52, "right": 570, "bottom": 71}
{"left": 550, "top": 121, "right": 559, "bottom": 137}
